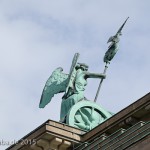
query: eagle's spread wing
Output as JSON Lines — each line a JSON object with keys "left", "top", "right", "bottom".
{"left": 39, "top": 67, "right": 68, "bottom": 108}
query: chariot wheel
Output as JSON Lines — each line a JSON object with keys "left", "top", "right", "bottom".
{"left": 66, "top": 100, "right": 112, "bottom": 130}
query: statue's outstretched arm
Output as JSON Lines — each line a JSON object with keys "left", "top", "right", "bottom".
{"left": 85, "top": 72, "right": 106, "bottom": 79}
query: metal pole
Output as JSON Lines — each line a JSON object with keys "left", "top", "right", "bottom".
{"left": 94, "top": 63, "right": 108, "bottom": 102}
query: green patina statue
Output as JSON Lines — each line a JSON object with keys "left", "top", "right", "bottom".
{"left": 39, "top": 53, "right": 112, "bottom": 130}
{"left": 60, "top": 61, "right": 106, "bottom": 123}
{"left": 39, "top": 18, "right": 129, "bottom": 130}
{"left": 104, "top": 17, "right": 129, "bottom": 64}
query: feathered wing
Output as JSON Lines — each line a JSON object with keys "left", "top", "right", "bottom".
{"left": 39, "top": 67, "right": 68, "bottom": 108}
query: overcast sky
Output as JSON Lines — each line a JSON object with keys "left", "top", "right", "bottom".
{"left": 0, "top": 0, "right": 150, "bottom": 149}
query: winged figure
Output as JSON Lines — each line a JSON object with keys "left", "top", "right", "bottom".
{"left": 39, "top": 53, "right": 106, "bottom": 123}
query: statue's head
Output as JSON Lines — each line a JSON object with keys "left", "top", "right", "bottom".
{"left": 76, "top": 63, "right": 89, "bottom": 71}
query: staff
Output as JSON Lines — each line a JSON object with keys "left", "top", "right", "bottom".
{"left": 94, "top": 17, "right": 129, "bottom": 102}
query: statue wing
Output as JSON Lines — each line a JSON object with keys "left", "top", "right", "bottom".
{"left": 39, "top": 67, "right": 68, "bottom": 108}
